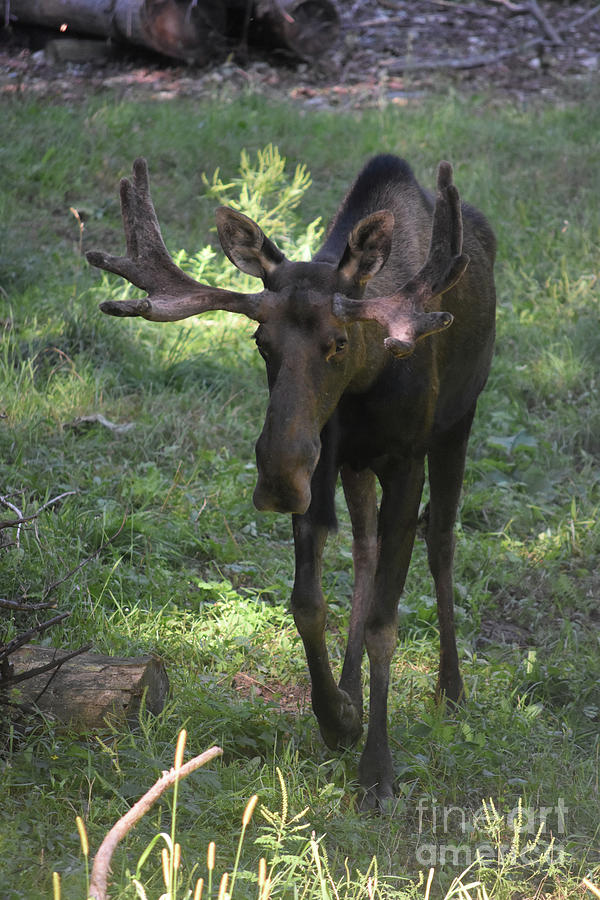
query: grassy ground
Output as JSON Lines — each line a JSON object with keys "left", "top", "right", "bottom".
{"left": 1, "top": 82, "right": 599, "bottom": 900}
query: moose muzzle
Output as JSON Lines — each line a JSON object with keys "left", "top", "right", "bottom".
{"left": 253, "top": 427, "right": 321, "bottom": 515}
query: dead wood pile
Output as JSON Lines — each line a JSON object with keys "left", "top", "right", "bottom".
{"left": 5, "top": 0, "right": 341, "bottom": 63}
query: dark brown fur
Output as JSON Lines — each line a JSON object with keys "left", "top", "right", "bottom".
{"left": 89, "top": 155, "right": 496, "bottom": 808}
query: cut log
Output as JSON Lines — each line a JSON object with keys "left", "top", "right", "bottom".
{"left": 8, "top": 646, "right": 169, "bottom": 730}
{"left": 9, "top": 0, "right": 339, "bottom": 63}
{"left": 8, "top": 0, "right": 227, "bottom": 63}
{"left": 252, "top": 0, "right": 340, "bottom": 60}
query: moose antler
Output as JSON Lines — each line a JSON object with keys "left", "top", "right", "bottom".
{"left": 334, "top": 161, "right": 469, "bottom": 357}
{"left": 87, "top": 158, "right": 265, "bottom": 323}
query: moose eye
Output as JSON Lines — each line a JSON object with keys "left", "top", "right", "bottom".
{"left": 325, "top": 335, "right": 348, "bottom": 363}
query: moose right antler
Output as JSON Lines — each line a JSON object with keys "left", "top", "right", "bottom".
{"left": 333, "top": 161, "right": 470, "bottom": 357}
{"left": 87, "top": 157, "right": 266, "bottom": 323}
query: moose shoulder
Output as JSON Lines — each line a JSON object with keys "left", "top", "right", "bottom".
{"left": 88, "top": 154, "right": 496, "bottom": 808}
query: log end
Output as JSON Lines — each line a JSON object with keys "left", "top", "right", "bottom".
{"left": 9, "top": 647, "right": 170, "bottom": 732}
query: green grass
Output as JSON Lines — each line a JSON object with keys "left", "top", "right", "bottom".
{"left": 1, "top": 82, "right": 600, "bottom": 900}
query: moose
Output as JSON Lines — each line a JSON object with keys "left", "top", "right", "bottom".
{"left": 87, "top": 154, "right": 496, "bottom": 808}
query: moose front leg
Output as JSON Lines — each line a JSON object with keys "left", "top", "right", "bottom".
{"left": 291, "top": 513, "right": 363, "bottom": 750}
{"left": 338, "top": 464, "right": 378, "bottom": 715}
{"left": 359, "top": 457, "right": 425, "bottom": 809}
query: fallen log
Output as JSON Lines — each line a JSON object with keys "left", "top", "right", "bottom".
{"left": 8, "top": 646, "right": 169, "bottom": 730}
{"left": 7, "top": 0, "right": 339, "bottom": 62}
{"left": 7, "top": 0, "right": 227, "bottom": 63}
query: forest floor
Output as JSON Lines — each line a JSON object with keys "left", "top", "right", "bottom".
{"left": 1, "top": 0, "right": 599, "bottom": 107}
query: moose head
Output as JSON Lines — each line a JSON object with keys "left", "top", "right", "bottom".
{"left": 88, "top": 157, "right": 468, "bottom": 517}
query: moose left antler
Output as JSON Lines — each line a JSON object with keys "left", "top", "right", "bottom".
{"left": 88, "top": 153, "right": 496, "bottom": 809}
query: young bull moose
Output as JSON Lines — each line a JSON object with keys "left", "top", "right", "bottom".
{"left": 87, "top": 155, "right": 496, "bottom": 807}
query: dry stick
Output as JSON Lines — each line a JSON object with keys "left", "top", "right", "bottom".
{"left": 420, "top": 0, "right": 500, "bottom": 19}
{"left": 0, "top": 490, "right": 77, "bottom": 548}
{"left": 569, "top": 4, "right": 600, "bottom": 28}
{"left": 4, "top": 643, "right": 93, "bottom": 687}
{"left": 0, "top": 496, "right": 23, "bottom": 518}
{"left": 0, "top": 495, "right": 24, "bottom": 547}
{"left": 88, "top": 746, "right": 224, "bottom": 900}
{"left": 527, "top": 0, "right": 563, "bottom": 44}
{"left": 0, "top": 611, "right": 71, "bottom": 662}
{"left": 0, "top": 597, "right": 59, "bottom": 611}
{"left": 34, "top": 490, "right": 78, "bottom": 516}
{"left": 387, "top": 36, "right": 541, "bottom": 72}
{"left": 0, "top": 514, "right": 127, "bottom": 613}
{"left": 483, "top": 0, "right": 527, "bottom": 13}
{"left": 0, "top": 514, "right": 39, "bottom": 530}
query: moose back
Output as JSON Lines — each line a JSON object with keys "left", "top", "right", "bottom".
{"left": 88, "top": 154, "right": 496, "bottom": 807}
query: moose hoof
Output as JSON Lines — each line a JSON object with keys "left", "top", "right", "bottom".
{"left": 358, "top": 779, "right": 396, "bottom": 814}
{"left": 316, "top": 690, "right": 362, "bottom": 751}
{"left": 357, "top": 746, "right": 396, "bottom": 813}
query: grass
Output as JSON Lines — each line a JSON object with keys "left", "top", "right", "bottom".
{"left": 1, "top": 80, "right": 600, "bottom": 899}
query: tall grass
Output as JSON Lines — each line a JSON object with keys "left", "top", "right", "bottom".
{"left": 1, "top": 84, "right": 599, "bottom": 899}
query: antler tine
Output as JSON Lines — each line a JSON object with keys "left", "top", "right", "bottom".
{"left": 402, "top": 160, "right": 469, "bottom": 305}
{"left": 120, "top": 157, "right": 168, "bottom": 266}
{"left": 86, "top": 158, "right": 265, "bottom": 323}
{"left": 436, "top": 160, "right": 463, "bottom": 258}
{"left": 86, "top": 158, "right": 168, "bottom": 293}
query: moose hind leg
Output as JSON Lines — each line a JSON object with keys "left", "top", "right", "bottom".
{"left": 359, "top": 458, "right": 425, "bottom": 809}
{"left": 291, "top": 513, "right": 362, "bottom": 750}
{"left": 426, "top": 406, "right": 476, "bottom": 705}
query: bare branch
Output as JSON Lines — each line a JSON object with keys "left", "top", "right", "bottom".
{"left": 527, "top": 0, "right": 563, "bottom": 44}
{"left": 0, "top": 598, "right": 57, "bottom": 611}
{"left": 568, "top": 4, "right": 600, "bottom": 29}
{"left": 0, "top": 612, "right": 71, "bottom": 663}
{"left": 3, "top": 643, "right": 92, "bottom": 688}
{"left": 483, "top": 0, "right": 527, "bottom": 12}
{"left": 34, "top": 491, "right": 78, "bottom": 516}
{"left": 0, "top": 495, "right": 24, "bottom": 547}
{"left": 88, "top": 746, "right": 224, "bottom": 900}
{"left": 0, "top": 514, "right": 38, "bottom": 531}
{"left": 388, "top": 36, "right": 541, "bottom": 72}
{"left": 1, "top": 491, "right": 76, "bottom": 547}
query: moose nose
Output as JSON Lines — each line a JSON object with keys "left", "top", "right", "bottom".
{"left": 253, "top": 433, "right": 320, "bottom": 515}
{"left": 253, "top": 477, "right": 312, "bottom": 515}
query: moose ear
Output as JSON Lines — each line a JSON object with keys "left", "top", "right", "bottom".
{"left": 216, "top": 207, "right": 285, "bottom": 281}
{"left": 337, "top": 210, "right": 394, "bottom": 290}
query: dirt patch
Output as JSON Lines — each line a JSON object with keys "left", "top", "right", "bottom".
{"left": 232, "top": 671, "right": 310, "bottom": 714}
{"left": 1, "top": 1, "right": 599, "bottom": 106}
